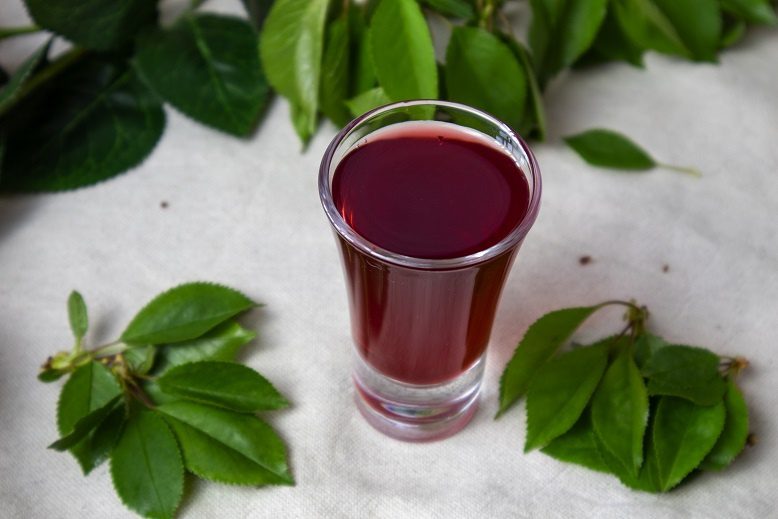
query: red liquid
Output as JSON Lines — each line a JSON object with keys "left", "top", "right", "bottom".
{"left": 333, "top": 122, "right": 531, "bottom": 385}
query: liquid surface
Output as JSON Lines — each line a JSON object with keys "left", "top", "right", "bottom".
{"left": 332, "top": 121, "right": 530, "bottom": 259}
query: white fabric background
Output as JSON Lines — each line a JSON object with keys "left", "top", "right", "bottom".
{"left": 1, "top": 1, "right": 777, "bottom": 517}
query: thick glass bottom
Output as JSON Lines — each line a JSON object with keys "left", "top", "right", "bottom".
{"left": 352, "top": 353, "right": 484, "bottom": 442}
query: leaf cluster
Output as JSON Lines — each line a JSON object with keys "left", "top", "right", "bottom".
{"left": 1, "top": 0, "right": 774, "bottom": 191}
{"left": 260, "top": 0, "right": 776, "bottom": 146}
{"left": 0, "top": 0, "right": 272, "bottom": 192}
{"left": 40, "top": 283, "right": 292, "bottom": 519}
{"left": 497, "top": 301, "right": 751, "bottom": 492}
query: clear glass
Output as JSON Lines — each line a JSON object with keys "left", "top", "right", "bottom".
{"left": 319, "top": 100, "right": 542, "bottom": 441}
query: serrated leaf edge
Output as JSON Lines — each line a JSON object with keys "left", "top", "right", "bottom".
{"left": 590, "top": 349, "right": 649, "bottom": 478}
{"left": 49, "top": 396, "right": 122, "bottom": 451}
{"left": 496, "top": 304, "right": 605, "bottom": 417}
{"left": 699, "top": 379, "right": 749, "bottom": 471}
{"left": 157, "top": 361, "right": 290, "bottom": 412}
{"left": 161, "top": 413, "right": 294, "bottom": 486}
{"left": 643, "top": 343, "right": 726, "bottom": 405}
{"left": 133, "top": 13, "right": 268, "bottom": 138}
{"left": 121, "top": 281, "right": 259, "bottom": 344}
{"left": 653, "top": 398, "right": 726, "bottom": 492}
{"left": 109, "top": 410, "right": 185, "bottom": 519}
{"left": 524, "top": 346, "right": 607, "bottom": 452}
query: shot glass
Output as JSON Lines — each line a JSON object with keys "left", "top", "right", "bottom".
{"left": 319, "top": 100, "right": 541, "bottom": 441}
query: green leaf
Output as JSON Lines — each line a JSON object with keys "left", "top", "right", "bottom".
{"left": 125, "top": 346, "right": 157, "bottom": 376}
{"left": 134, "top": 13, "right": 269, "bottom": 137}
{"left": 157, "top": 401, "right": 293, "bottom": 485}
{"left": 720, "top": 16, "right": 747, "bottom": 48}
{"left": 57, "top": 361, "right": 123, "bottom": 472}
{"left": 67, "top": 290, "right": 88, "bottom": 342}
{"left": 564, "top": 128, "right": 656, "bottom": 171}
{"left": 497, "top": 305, "right": 603, "bottom": 417}
{"left": 241, "top": 0, "right": 275, "bottom": 28}
{"left": 500, "top": 35, "right": 547, "bottom": 140}
{"left": 84, "top": 405, "right": 127, "bottom": 474}
{"left": 525, "top": 344, "right": 608, "bottom": 451}
{"left": 612, "top": 0, "right": 690, "bottom": 58}
{"left": 50, "top": 396, "right": 121, "bottom": 451}
{"left": 643, "top": 345, "right": 726, "bottom": 405}
{"left": 541, "top": 410, "right": 610, "bottom": 473}
{"left": 594, "top": 416, "right": 661, "bottom": 492}
{"left": 152, "top": 321, "right": 257, "bottom": 376}
{"left": 260, "top": 0, "right": 329, "bottom": 143}
{"left": 0, "top": 57, "right": 165, "bottom": 193}
{"left": 699, "top": 379, "right": 749, "bottom": 470}
{"left": 289, "top": 102, "right": 315, "bottom": 147}
{"left": 24, "top": 0, "right": 157, "bottom": 51}
{"left": 585, "top": 9, "right": 646, "bottom": 67}
{"left": 121, "top": 282, "right": 256, "bottom": 345}
{"left": 164, "top": 417, "right": 291, "bottom": 486}
{"left": 0, "top": 38, "right": 51, "bottom": 115}
{"left": 370, "top": 0, "right": 438, "bottom": 101}
{"left": 653, "top": 396, "right": 726, "bottom": 491}
{"left": 529, "top": 0, "right": 608, "bottom": 84}
{"left": 420, "top": 0, "right": 475, "bottom": 20}
{"left": 320, "top": 15, "right": 351, "bottom": 126}
{"left": 38, "top": 368, "right": 65, "bottom": 382}
{"left": 580, "top": 333, "right": 631, "bottom": 357}
{"left": 349, "top": 9, "right": 376, "bottom": 96}
{"left": 345, "top": 86, "right": 391, "bottom": 118}
{"left": 591, "top": 346, "right": 649, "bottom": 478}
{"left": 445, "top": 26, "right": 527, "bottom": 130}
{"left": 143, "top": 381, "right": 177, "bottom": 407}
{"left": 651, "top": 0, "right": 721, "bottom": 62}
{"left": 634, "top": 332, "right": 668, "bottom": 368}
{"left": 721, "top": 0, "right": 778, "bottom": 25}
{"left": 111, "top": 407, "right": 184, "bottom": 519}
{"left": 158, "top": 361, "right": 288, "bottom": 412}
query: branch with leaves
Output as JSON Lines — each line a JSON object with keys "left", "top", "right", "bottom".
{"left": 41, "top": 283, "right": 293, "bottom": 519}
{"left": 497, "top": 301, "right": 751, "bottom": 492}
{"left": 0, "top": 0, "right": 775, "bottom": 192}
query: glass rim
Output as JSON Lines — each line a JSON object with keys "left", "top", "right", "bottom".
{"left": 318, "top": 99, "right": 542, "bottom": 270}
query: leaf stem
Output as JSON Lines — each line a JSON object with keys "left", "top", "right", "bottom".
{"left": 604, "top": 322, "right": 633, "bottom": 356}
{"left": 479, "top": 0, "right": 496, "bottom": 31}
{"left": 0, "top": 25, "right": 42, "bottom": 41}
{"left": 598, "top": 299, "right": 643, "bottom": 315}
{"left": 92, "top": 340, "right": 131, "bottom": 357}
{"left": 0, "top": 46, "right": 87, "bottom": 118}
{"left": 657, "top": 162, "right": 702, "bottom": 178}
{"left": 125, "top": 378, "right": 156, "bottom": 409}
{"left": 720, "top": 356, "right": 749, "bottom": 377}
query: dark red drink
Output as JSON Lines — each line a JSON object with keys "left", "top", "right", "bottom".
{"left": 332, "top": 122, "right": 531, "bottom": 385}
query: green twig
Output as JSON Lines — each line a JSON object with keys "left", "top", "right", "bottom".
{"left": 125, "top": 378, "right": 156, "bottom": 409}
{"left": 0, "top": 25, "right": 42, "bottom": 41}
{"left": 657, "top": 162, "right": 703, "bottom": 178}
{"left": 92, "top": 340, "right": 131, "bottom": 357}
{"left": 0, "top": 47, "right": 87, "bottom": 118}
{"left": 478, "top": 0, "right": 497, "bottom": 31}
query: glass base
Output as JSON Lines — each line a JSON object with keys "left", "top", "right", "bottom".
{"left": 352, "top": 354, "right": 484, "bottom": 442}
